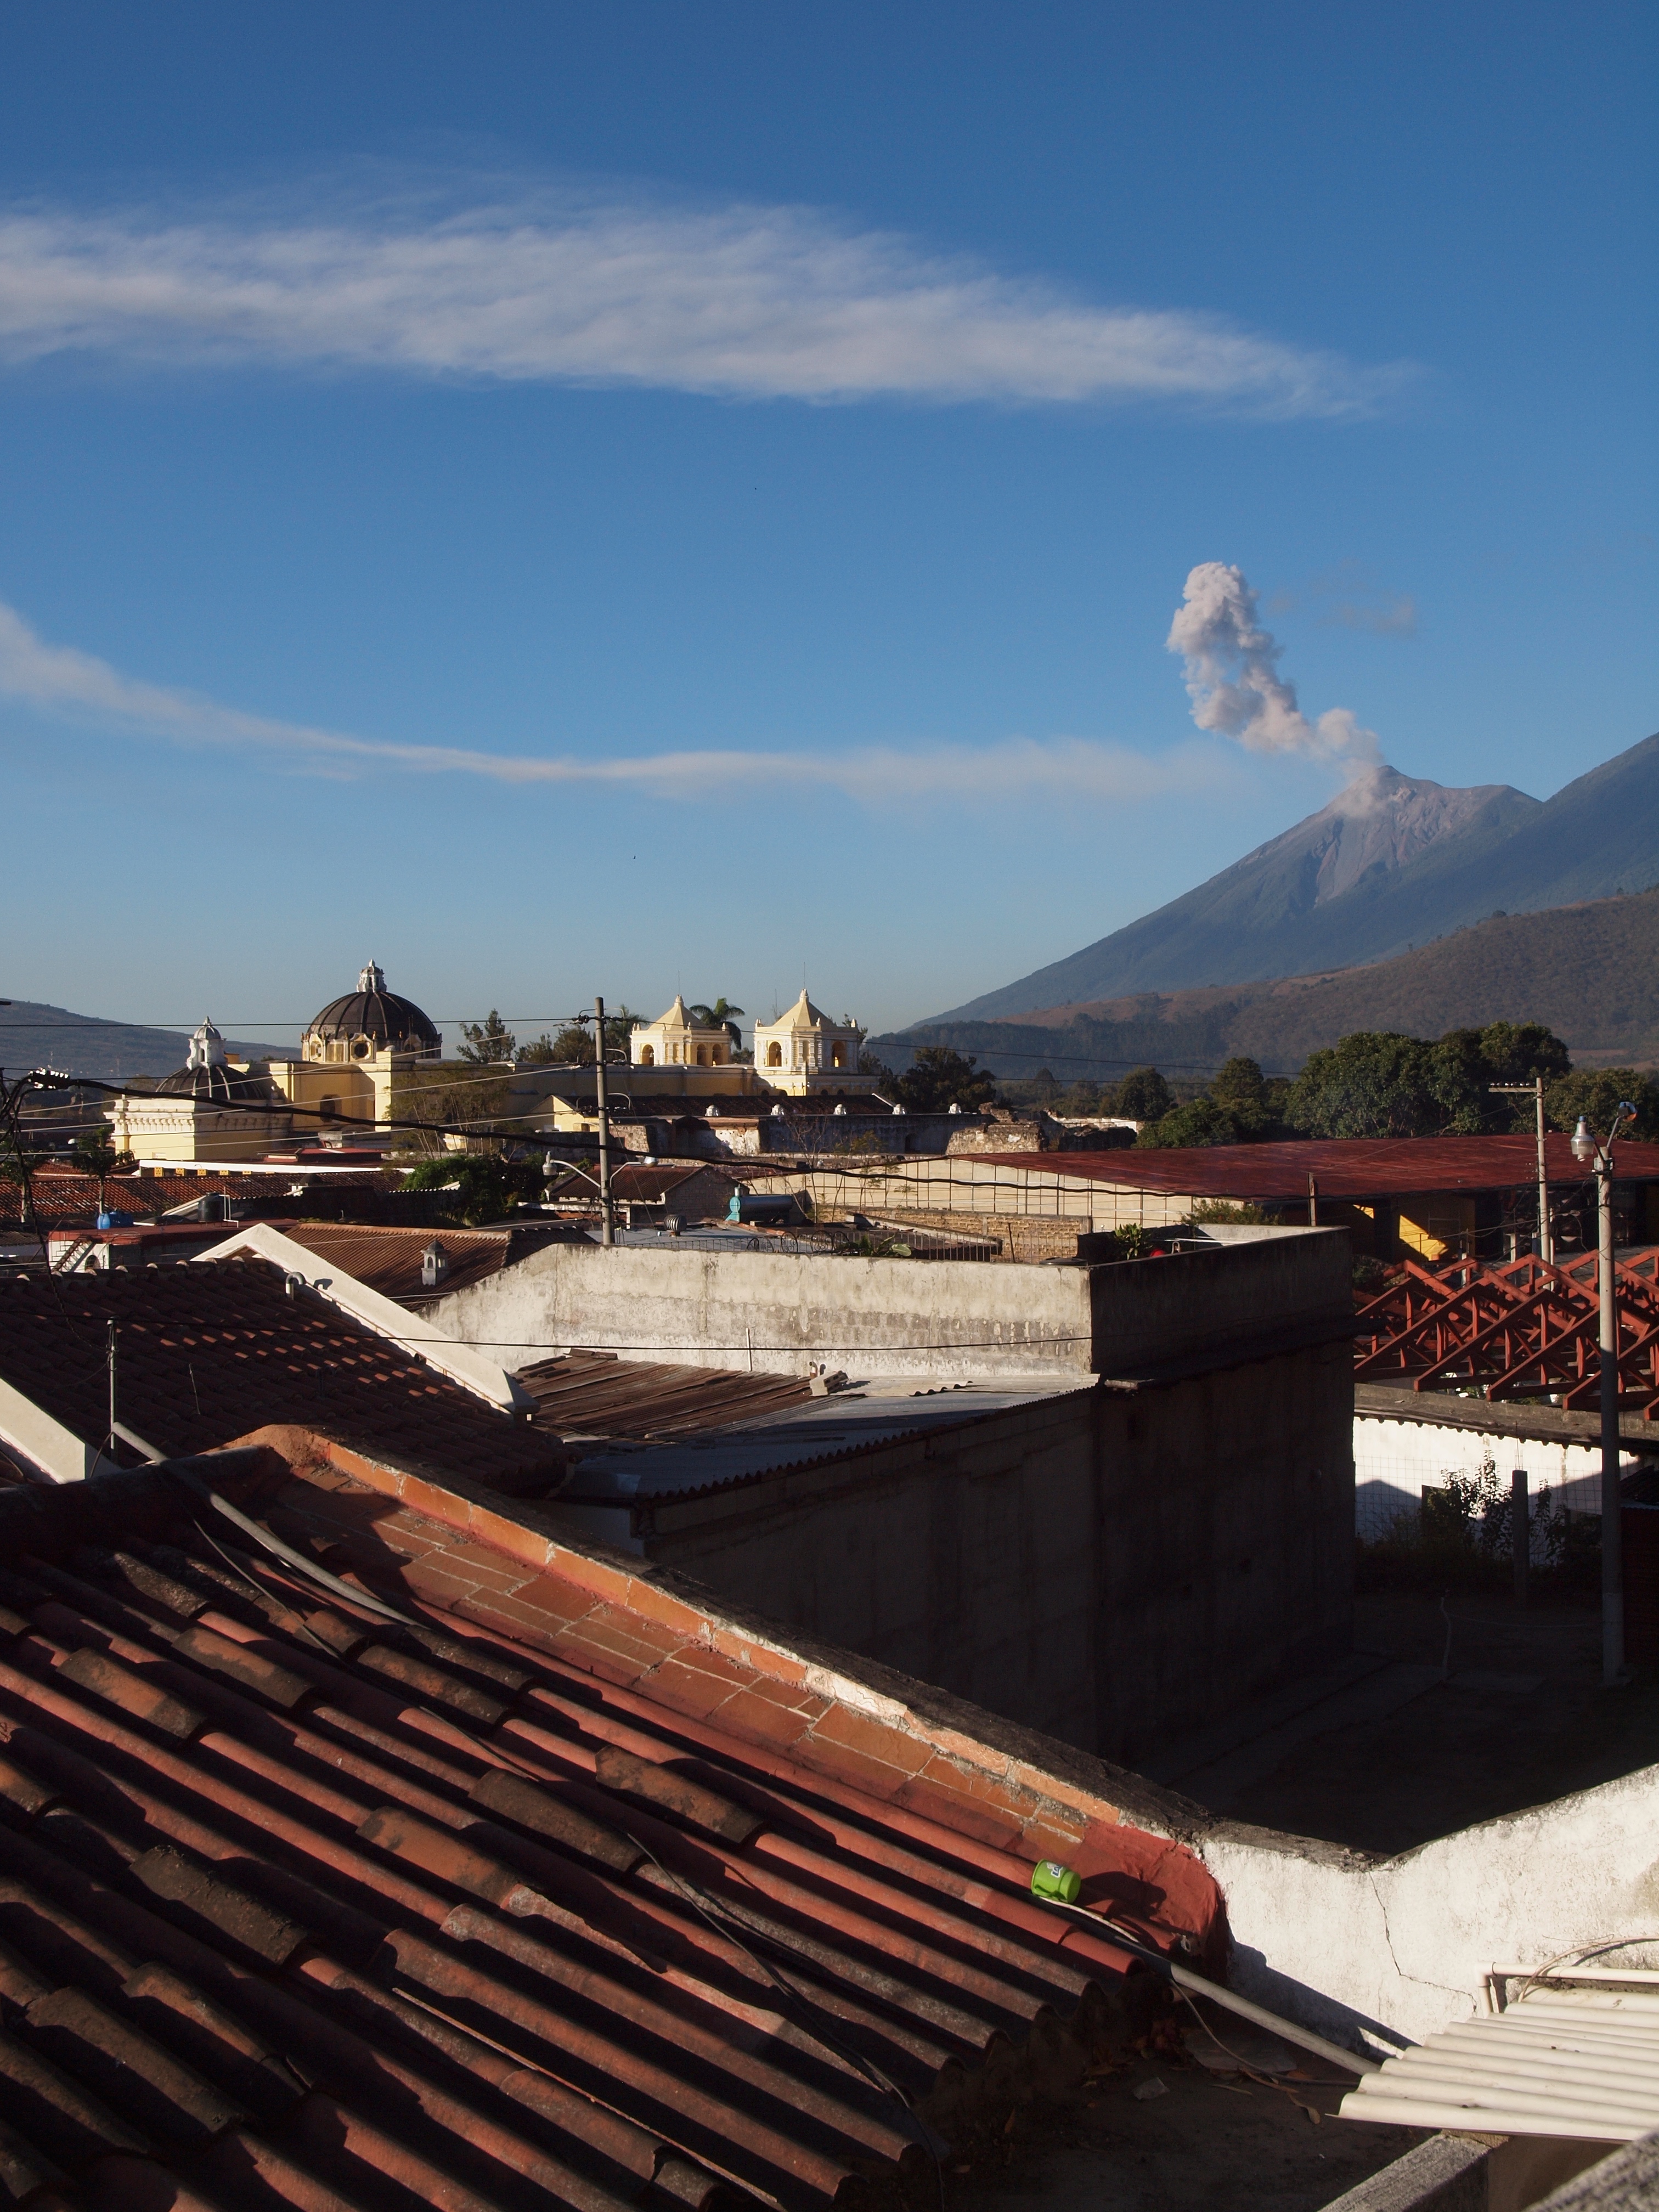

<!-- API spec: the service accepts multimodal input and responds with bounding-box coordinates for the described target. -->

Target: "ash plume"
[1167,561,1380,779]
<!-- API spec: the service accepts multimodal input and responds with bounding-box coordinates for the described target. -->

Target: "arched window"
[640,1044,654,1065]
[696,1046,709,1065]
[832,1042,846,1068]
[766,1041,782,1067]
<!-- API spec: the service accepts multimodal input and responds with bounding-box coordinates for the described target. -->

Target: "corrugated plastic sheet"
[0,1467,1209,2210]
[975,1134,1659,1201]
[1341,1980,1659,2142]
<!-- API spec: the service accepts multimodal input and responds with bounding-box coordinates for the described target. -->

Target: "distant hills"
[0,1000,289,1081]
[879,884,1659,1082]
[925,730,1659,1024]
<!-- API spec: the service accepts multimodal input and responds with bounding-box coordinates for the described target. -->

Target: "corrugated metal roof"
[563,1380,1085,1503]
[1341,1975,1659,2142]
[974,1135,1659,1200]
[0,1457,1218,2209]
[518,1348,814,1439]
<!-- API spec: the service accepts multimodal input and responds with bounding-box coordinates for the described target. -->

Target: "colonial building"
[629,996,736,1069]
[109,1020,293,1164]
[267,961,442,1132]
[751,989,876,1094]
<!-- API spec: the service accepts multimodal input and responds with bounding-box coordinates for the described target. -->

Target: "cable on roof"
[171,1468,422,1628]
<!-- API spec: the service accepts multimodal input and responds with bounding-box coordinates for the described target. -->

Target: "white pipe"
[1053,1900,1382,2074]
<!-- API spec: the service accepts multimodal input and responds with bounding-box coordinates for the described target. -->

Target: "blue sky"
[1,2,1654,1046]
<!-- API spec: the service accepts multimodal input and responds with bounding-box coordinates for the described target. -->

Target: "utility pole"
[594,996,614,1247]
[1573,1107,1637,1685]
[1491,1076,1551,1262]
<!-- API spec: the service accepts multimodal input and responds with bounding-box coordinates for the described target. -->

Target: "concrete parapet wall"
[431,1237,1097,1378]
[1198,1752,1659,2054]
[430,1222,1350,1383]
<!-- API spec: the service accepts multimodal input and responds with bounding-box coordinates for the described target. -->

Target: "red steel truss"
[1355,1250,1659,1419]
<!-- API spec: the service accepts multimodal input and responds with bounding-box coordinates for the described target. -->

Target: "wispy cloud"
[1325,592,1417,635]
[0,596,1209,807]
[0,183,1410,416]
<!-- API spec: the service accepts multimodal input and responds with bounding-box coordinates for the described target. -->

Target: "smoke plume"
[1167,562,1379,773]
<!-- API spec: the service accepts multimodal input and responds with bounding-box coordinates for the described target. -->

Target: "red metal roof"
[976,1133,1659,1200]
[0,1450,1222,2208]
[0,1259,563,1497]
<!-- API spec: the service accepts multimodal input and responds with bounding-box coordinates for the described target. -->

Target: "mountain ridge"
[922,730,1659,1025]
[0,1001,289,1081]
[878,884,1659,1082]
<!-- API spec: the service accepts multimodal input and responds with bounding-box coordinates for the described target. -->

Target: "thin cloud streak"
[0,187,1409,415]
[0,597,1208,808]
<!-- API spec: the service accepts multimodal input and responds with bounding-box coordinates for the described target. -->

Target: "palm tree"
[688,997,746,1049]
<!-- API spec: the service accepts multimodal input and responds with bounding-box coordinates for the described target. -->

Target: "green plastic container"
[1030,1858,1082,1906]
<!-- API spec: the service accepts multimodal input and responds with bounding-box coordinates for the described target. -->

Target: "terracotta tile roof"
[517,1348,815,1440]
[270,1221,575,1306]
[1,1168,381,1229]
[607,1164,735,1205]
[0,1448,1224,2209]
[975,1133,1659,1201]
[0,1259,563,1497]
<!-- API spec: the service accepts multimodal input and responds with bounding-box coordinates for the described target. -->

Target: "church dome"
[156,1020,280,1104]
[303,962,441,1061]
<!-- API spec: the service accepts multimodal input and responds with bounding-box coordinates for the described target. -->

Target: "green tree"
[69,1121,138,1206]
[401,1153,534,1225]
[687,997,746,1049]
[1137,1096,1243,1148]
[1111,1066,1173,1122]
[1546,1069,1659,1143]
[1287,1032,1442,1138]
[456,1011,518,1065]
[1207,1055,1289,1139]
[533,1006,637,1065]
[895,1047,998,1114]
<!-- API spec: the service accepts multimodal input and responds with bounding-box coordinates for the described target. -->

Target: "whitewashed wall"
[1352,1411,1628,1547]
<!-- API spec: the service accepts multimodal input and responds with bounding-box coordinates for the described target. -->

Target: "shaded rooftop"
[0,1258,562,1497]
[0,1443,1230,2210]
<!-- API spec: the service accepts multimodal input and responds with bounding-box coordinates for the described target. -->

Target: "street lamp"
[1572,1105,1638,1685]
